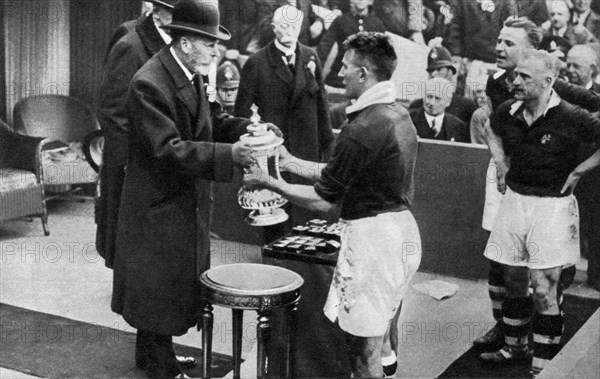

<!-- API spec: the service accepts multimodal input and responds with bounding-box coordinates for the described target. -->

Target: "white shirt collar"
[424,112,444,135]
[579,8,592,23]
[586,81,593,90]
[552,25,567,37]
[509,89,561,117]
[493,69,506,80]
[345,81,397,114]
[169,47,194,82]
[274,39,296,57]
[155,21,172,45]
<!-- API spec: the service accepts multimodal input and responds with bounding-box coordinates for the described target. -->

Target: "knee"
[532,286,556,312]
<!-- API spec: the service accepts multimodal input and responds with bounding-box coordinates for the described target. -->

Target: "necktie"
[431,119,437,136]
[285,54,295,74]
[192,75,201,96]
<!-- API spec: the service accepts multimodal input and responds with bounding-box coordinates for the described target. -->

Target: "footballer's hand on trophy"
[277,145,294,172]
[243,163,273,190]
[264,122,283,138]
[232,141,255,168]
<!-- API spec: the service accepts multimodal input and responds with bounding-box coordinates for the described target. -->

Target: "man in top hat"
[409,45,478,125]
[215,60,240,114]
[110,1,280,377]
[96,0,178,271]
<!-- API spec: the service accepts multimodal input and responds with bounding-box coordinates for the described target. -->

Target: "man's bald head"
[272,5,304,48]
[567,45,598,86]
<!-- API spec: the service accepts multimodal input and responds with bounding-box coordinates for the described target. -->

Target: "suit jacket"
[103,17,140,64]
[543,24,598,46]
[445,0,517,62]
[591,81,600,94]
[581,9,600,39]
[96,15,166,269]
[409,94,478,125]
[111,46,250,336]
[235,41,333,161]
[410,108,469,142]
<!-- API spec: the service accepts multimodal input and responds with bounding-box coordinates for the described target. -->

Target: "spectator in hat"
[215,60,240,114]
[543,0,597,46]
[409,45,478,125]
[409,77,469,142]
[540,35,572,80]
[110,1,281,377]
[540,35,573,61]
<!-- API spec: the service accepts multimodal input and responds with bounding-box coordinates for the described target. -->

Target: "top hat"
[427,46,456,74]
[149,0,178,9]
[161,0,231,41]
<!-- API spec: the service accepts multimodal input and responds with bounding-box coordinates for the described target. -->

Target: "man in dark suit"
[566,44,600,292]
[236,4,333,172]
[409,45,478,125]
[543,0,598,46]
[96,0,177,270]
[410,77,469,142]
[572,0,600,38]
[110,1,278,377]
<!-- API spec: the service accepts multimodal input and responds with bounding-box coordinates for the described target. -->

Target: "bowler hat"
[149,0,178,9]
[427,46,456,74]
[161,0,231,41]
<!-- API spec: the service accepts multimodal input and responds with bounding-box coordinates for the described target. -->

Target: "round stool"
[200,263,304,379]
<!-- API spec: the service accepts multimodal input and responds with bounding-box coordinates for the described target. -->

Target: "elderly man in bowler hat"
[110,1,280,378]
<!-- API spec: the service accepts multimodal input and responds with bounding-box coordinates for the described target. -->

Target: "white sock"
[381,351,397,366]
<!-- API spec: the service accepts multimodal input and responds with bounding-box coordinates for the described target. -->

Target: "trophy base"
[245,208,289,226]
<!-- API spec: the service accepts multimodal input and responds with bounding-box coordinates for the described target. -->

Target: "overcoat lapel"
[267,42,293,86]
[158,47,199,122]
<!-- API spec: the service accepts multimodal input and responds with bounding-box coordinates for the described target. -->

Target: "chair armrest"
[0,129,46,181]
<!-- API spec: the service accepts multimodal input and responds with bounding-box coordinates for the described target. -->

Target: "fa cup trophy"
[237,104,289,226]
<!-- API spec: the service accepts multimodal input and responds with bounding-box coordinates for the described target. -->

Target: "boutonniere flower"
[306,57,317,77]
[478,0,495,13]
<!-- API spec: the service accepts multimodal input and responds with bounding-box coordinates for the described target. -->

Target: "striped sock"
[503,297,533,350]
[532,312,563,374]
[489,261,506,322]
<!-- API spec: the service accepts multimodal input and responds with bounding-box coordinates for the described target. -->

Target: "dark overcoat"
[235,41,333,161]
[111,46,249,336]
[96,15,166,268]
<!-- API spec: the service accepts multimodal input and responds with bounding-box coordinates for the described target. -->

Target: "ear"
[180,37,191,54]
[359,67,369,82]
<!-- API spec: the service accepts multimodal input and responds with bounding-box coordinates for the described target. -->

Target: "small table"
[199,263,304,379]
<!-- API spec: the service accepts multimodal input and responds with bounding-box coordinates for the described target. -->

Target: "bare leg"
[344,331,384,378]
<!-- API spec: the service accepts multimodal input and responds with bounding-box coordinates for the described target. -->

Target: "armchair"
[0,119,49,235]
[13,95,101,201]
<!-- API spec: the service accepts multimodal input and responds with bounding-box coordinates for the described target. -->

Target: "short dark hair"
[342,32,397,81]
[503,16,542,49]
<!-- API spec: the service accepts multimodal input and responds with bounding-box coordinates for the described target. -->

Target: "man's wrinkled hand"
[561,171,582,195]
[232,141,255,168]
[264,122,283,138]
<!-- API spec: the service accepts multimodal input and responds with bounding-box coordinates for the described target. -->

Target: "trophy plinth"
[237,105,289,226]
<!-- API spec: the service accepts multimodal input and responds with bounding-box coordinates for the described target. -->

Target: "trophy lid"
[239,104,283,148]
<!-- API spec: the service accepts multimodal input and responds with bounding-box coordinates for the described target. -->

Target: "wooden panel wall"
[69,0,140,107]
[3,0,70,124]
